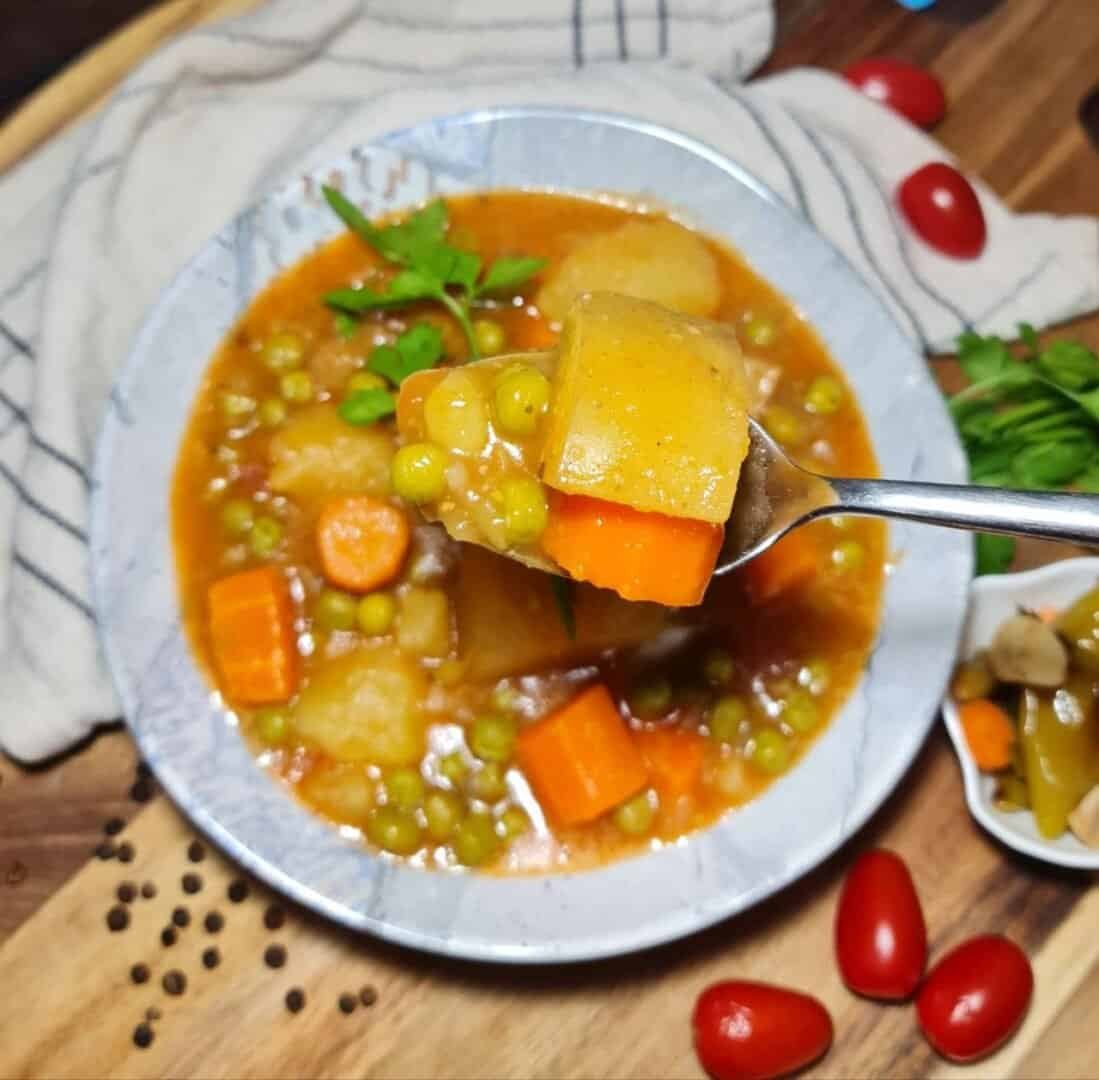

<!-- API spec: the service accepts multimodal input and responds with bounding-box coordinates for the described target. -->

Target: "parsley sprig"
[948,324,1099,572]
[338,324,445,427]
[321,188,545,360]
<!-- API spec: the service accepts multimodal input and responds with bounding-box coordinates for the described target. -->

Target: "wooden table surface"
[1,1,1098,1077]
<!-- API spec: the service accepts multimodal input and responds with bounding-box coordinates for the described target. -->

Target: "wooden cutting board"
[3,0,1099,1076]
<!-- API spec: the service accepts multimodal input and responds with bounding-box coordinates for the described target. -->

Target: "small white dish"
[942,558,1099,870]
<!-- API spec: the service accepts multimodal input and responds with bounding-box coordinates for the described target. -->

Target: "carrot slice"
[742,529,819,603]
[207,566,299,705]
[959,698,1015,772]
[516,684,649,826]
[315,495,410,593]
[540,492,723,607]
[634,728,706,802]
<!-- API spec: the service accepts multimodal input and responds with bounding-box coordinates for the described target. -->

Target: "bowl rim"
[91,104,972,962]
[941,558,1099,870]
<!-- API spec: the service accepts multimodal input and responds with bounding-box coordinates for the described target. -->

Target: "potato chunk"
[291,646,426,765]
[299,764,376,826]
[268,404,392,505]
[542,292,750,523]
[536,219,720,322]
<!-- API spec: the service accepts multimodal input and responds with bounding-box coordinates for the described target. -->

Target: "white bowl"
[942,558,1099,870]
[92,107,971,962]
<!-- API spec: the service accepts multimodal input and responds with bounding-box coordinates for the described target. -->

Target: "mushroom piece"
[988,613,1069,688]
[1068,784,1099,849]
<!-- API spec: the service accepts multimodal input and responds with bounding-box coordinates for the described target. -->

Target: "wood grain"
[2,0,1099,1075]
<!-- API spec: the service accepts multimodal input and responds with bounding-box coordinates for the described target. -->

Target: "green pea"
[750,728,791,775]
[385,767,425,810]
[257,397,288,428]
[439,752,469,787]
[391,442,448,503]
[473,319,507,357]
[762,405,806,447]
[262,330,306,373]
[799,658,831,695]
[315,588,358,632]
[452,812,500,867]
[470,761,508,803]
[493,366,551,437]
[831,539,865,571]
[220,392,256,420]
[249,516,284,558]
[804,374,845,415]
[782,690,819,734]
[499,477,548,545]
[702,648,735,687]
[709,695,749,744]
[613,791,656,836]
[255,708,289,746]
[365,806,423,855]
[499,806,530,839]
[744,314,777,348]
[628,678,673,718]
[220,498,255,537]
[279,370,314,404]
[424,789,464,841]
[357,592,396,636]
[346,371,387,394]
[470,714,518,763]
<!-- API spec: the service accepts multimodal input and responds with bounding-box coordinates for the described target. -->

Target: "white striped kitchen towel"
[0,0,1096,761]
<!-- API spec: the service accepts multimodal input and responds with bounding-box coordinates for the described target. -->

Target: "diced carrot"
[208,566,299,705]
[540,492,723,607]
[742,529,819,603]
[315,495,410,592]
[958,698,1015,772]
[634,728,706,802]
[511,311,560,351]
[516,684,649,826]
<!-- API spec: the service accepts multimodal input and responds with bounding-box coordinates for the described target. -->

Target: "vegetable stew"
[172,191,885,873]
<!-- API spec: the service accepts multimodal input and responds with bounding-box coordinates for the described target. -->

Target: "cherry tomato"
[897,163,987,259]
[917,935,1033,1062]
[693,981,833,1080]
[843,58,947,129]
[835,848,927,1000]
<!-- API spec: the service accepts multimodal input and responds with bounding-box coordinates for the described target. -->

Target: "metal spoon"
[716,419,1099,575]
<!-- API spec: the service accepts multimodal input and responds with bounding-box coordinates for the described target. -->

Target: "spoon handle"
[829,478,1099,548]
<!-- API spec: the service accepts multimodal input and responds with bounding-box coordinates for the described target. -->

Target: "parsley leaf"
[956,331,1013,383]
[550,576,576,639]
[368,324,444,385]
[320,187,545,360]
[333,311,358,339]
[976,534,1015,576]
[338,387,396,426]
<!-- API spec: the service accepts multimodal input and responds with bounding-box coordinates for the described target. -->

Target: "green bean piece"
[391,442,448,503]
[743,314,777,347]
[439,752,469,787]
[470,714,519,763]
[782,690,819,734]
[254,708,289,746]
[804,374,845,415]
[314,588,358,632]
[499,806,530,839]
[262,330,306,373]
[702,648,735,687]
[628,678,673,718]
[831,539,865,571]
[249,516,284,558]
[470,761,508,803]
[613,791,657,836]
[709,695,749,744]
[220,498,255,538]
[258,397,289,428]
[357,592,396,636]
[750,728,791,775]
[365,807,423,855]
[385,767,426,810]
[424,789,464,841]
[452,812,500,867]
[279,370,314,404]
[493,366,551,436]
[473,319,507,357]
